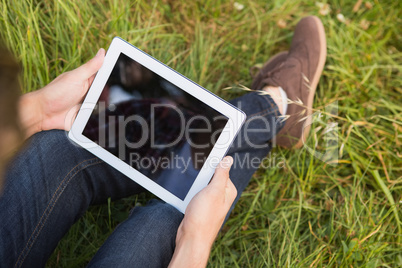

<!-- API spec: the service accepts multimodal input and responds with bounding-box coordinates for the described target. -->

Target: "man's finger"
[75,48,105,80]
[209,156,233,189]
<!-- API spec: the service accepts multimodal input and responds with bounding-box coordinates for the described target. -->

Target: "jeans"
[0,92,283,267]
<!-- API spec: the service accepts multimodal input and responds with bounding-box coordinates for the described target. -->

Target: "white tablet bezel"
[69,37,246,213]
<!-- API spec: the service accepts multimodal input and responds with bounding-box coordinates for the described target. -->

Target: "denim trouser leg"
[0,92,283,267]
[227,92,284,212]
[0,130,148,267]
[87,199,183,268]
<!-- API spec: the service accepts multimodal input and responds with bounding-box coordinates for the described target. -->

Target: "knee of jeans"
[27,129,69,151]
[129,200,183,237]
[25,130,86,160]
[7,129,90,178]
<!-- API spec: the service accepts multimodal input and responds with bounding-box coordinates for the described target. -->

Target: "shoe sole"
[293,16,327,149]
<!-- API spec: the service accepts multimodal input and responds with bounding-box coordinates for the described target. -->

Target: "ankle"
[262,86,287,115]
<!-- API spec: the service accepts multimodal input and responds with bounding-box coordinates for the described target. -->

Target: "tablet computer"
[69,37,246,213]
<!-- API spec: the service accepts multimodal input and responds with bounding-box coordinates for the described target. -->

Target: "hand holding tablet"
[69,37,245,213]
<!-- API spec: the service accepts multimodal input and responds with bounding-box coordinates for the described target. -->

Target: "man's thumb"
[210,156,233,188]
[76,48,105,80]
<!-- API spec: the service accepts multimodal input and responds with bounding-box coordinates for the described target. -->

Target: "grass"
[1,0,401,267]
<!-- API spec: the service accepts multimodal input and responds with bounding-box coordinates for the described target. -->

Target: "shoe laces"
[262,61,295,83]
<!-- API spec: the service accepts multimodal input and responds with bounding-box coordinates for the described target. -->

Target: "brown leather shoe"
[251,16,327,149]
[251,51,288,90]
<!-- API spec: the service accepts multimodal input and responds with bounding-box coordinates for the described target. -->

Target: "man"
[0,16,326,267]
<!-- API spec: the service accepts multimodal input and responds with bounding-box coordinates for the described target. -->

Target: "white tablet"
[69,37,246,213]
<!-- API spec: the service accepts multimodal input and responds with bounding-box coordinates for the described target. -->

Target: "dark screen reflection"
[83,53,228,200]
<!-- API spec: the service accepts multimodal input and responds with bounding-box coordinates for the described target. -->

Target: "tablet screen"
[83,53,228,200]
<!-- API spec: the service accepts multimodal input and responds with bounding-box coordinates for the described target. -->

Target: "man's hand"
[19,48,105,137]
[169,156,237,268]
